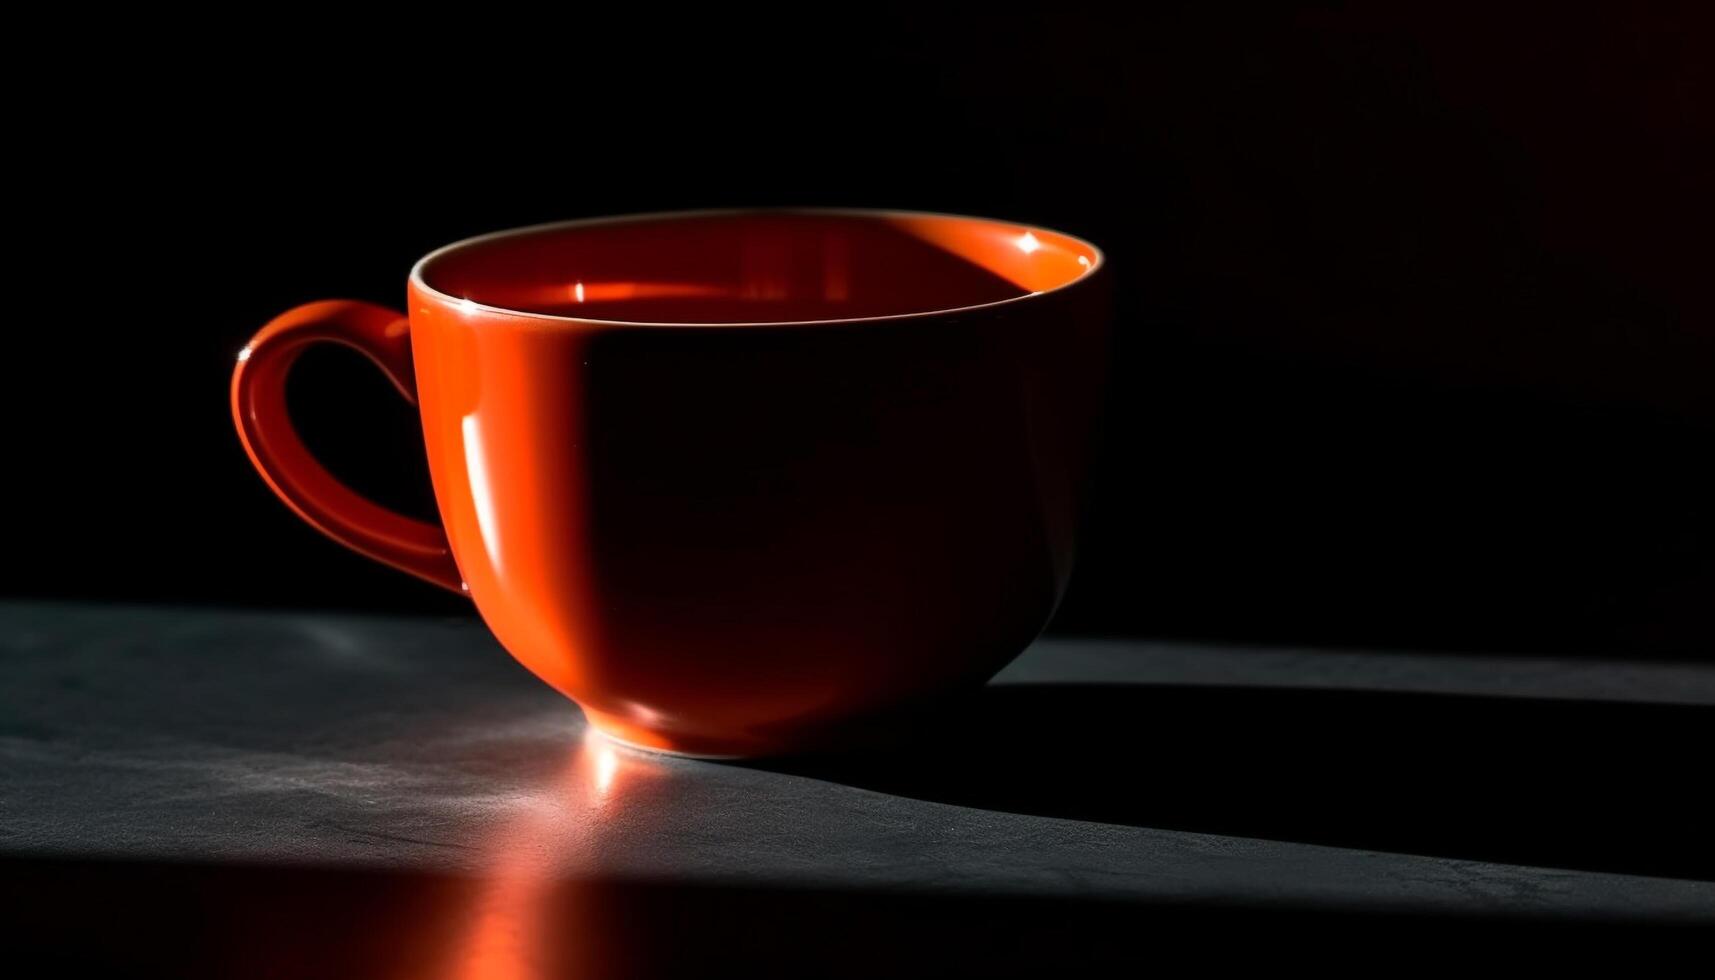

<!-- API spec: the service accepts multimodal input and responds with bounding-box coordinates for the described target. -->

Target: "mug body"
[236,209,1107,758]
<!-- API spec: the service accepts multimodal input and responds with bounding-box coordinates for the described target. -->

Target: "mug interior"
[414,210,1100,325]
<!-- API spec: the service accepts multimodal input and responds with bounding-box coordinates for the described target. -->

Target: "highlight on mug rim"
[408,207,1106,329]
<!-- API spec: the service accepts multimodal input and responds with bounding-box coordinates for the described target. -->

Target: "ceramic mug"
[231,209,1109,757]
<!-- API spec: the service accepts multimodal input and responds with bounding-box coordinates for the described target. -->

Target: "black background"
[13,5,1714,657]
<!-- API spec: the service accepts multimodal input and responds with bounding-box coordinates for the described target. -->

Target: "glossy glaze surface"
[232,209,1109,756]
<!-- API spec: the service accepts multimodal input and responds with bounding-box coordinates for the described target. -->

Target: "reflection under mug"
[232,209,1109,758]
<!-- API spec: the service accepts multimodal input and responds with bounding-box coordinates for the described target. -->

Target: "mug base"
[579,705,926,761]
[583,717,750,761]
[580,708,772,760]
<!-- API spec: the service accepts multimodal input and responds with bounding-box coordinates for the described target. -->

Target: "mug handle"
[230,299,467,595]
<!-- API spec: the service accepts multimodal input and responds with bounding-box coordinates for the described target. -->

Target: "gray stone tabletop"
[1,601,1710,975]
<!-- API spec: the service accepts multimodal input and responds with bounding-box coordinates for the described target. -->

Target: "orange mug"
[232,209,1109,757]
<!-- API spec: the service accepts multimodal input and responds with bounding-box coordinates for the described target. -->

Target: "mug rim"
[408,207,1106,328]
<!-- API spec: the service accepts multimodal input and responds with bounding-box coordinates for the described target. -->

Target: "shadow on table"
[758,683,1714,881]
[0,854,1698,978]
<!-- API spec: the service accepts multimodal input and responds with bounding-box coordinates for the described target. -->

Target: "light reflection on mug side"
[461,414,505,575]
